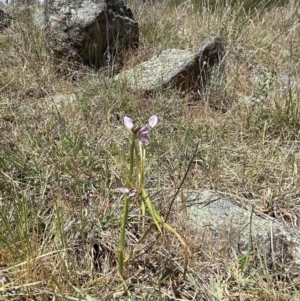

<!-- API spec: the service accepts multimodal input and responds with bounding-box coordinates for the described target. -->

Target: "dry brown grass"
[1,0,300,300]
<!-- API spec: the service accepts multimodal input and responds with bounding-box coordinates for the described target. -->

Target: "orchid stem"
[118,194,129,276]
[119,134,136,276]
[127,134,136,186]
[139,144,145,190]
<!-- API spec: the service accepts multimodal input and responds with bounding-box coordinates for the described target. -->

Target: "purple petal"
[148,115,158,128]
[137,125,151,136]
[137,125,151,144]
[115,187,138,198]
[128,189,138,197]
[115,187,130,194]
[124,116,133,129]
[139,137,149,144]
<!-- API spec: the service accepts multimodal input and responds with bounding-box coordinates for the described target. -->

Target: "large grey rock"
[114,36,225,93]
[180,189,300,272]
[44,0,139,68]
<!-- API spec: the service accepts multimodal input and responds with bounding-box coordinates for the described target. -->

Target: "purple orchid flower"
[115,187,138,198]
[124,115,158,144]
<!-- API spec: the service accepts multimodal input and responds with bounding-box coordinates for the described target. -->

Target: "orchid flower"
[115,187,138,198]
[124,115,158,144]
[117,113,188,278]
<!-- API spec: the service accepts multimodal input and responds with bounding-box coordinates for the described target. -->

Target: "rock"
[250,69,300,104]
[44,0,139,69]
[33,8,45,29]
[114,36,225,93]
[198,36,226,91]
[0,7,11,31]
[179,189,300,272]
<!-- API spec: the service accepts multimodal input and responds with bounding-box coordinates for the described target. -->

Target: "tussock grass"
[1,0,300,300]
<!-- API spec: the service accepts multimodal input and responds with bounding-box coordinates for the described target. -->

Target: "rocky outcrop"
[114,36,225,93]
[179,189,300,272]
[0,7,11,31]
[44,0,139,68]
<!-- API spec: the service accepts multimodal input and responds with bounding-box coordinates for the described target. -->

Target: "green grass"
[1,0,300,300]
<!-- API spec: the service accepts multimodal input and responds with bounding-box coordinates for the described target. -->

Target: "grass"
[1,0,300,300]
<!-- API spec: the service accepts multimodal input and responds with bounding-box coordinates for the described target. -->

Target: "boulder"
[44,0,139,68]
[114,36,225,93]
[0,7,11,31]
[179,189,300,272]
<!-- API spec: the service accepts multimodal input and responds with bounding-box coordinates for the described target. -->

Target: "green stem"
[141,189,162,232]
[118,194,129,276]
[141,188,190,278]
[127,134,136,186]
[124,224,156,264]
[139,144,145,190]
[119,133,136,276]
